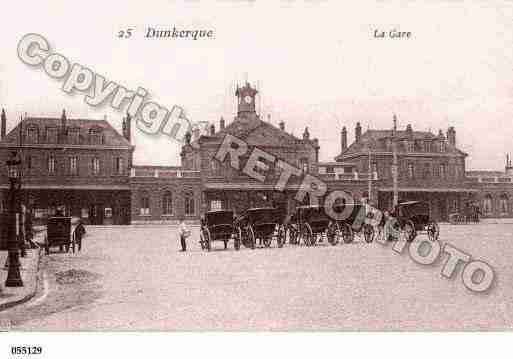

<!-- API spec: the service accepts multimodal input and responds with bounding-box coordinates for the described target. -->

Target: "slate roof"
[192,115,308,147]
[336,129,466,160]
[0,116,131,148]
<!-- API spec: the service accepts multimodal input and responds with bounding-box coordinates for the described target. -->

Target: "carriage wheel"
[300,223,313,246]
[363,224,374,243]
[427,221,440,241]
[288,225,298,245]
[340,223,354,244]
[403,221,417,242]
[277,225,285,248]
[327,222,339,246]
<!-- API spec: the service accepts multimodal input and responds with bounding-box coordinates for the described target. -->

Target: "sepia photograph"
[0,1,512,357]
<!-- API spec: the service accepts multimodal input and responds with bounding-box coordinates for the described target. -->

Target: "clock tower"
[235,82,258,117]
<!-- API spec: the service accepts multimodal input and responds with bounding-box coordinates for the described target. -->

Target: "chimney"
[122,116,127,137]
[210,124,215,136]
[192,127,200,141]
[124,112,132,142]
[447,126,456,146]
[220,117,225,130]
[1,108,6,140]
[355,122,362,143]
[185,131,191,145]
[279,121,285,131]
[303,127,310,140]
[438,129,445,139]
[341,126,347,151]
[506,154,513,175]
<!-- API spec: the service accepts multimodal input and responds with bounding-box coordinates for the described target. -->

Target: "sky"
[1,1,512,170]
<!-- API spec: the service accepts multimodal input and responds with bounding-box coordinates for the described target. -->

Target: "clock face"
[244,95,252,104]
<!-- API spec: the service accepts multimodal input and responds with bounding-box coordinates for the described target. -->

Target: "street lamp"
[5,151,23,287]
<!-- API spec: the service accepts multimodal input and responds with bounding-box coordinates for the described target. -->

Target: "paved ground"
[0,249,41,315]
[1,223,512,330]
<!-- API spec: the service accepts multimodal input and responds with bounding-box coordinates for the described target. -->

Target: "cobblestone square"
[1,223,512,330]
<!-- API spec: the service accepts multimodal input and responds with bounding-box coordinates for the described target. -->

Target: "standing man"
[177,216,190,252]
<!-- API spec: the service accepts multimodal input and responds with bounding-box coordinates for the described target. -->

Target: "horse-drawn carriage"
[44,216,84,255]
[235,207,286,249]
[333,203,375,243]
[199,210,237,251]
[387,201,440,241]
[288,205,340,246]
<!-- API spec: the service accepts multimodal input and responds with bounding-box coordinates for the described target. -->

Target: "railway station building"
[1,82,512,224]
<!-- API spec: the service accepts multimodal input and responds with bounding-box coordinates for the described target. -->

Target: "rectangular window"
[70,156,78,175]
[407,141,414,153]
[26,156,33,170]
[68,128,80,144]
[185,193,195,215]
[115,157,124,175]
[89,130,102,145]
[326,166,334,174]
[140,197,150,215]
[408,163,414,179]
[439,164,446,179]
[48,156,56,174]
[454,165,460,179]
[210,200,222,211]
[46,127,59,143]
[34,208,47,219]
[27,127,38,143]
[81,208,89,218]
[423,163,431,178]
[440,141,446,152]
[91,157,100,175]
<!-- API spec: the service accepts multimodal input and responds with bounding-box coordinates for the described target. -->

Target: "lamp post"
[392,114,399,209]
[5,151,23,287]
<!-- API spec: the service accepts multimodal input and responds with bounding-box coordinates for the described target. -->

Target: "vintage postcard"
[0,2,511,348]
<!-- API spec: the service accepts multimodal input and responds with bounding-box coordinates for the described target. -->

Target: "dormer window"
[89,128,103,145]
[26,126,39,143]
[68,128,80,144]
[46,127,59,143]
[407,141,414,153]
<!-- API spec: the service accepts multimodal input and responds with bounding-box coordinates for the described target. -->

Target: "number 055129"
[11,346,42,355]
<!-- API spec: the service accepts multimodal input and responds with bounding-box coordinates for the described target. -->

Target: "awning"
[378,188,478,193]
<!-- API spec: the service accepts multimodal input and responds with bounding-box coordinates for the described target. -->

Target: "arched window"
[162,191,173,215]
[500,194,509,214]
[184,191,195,216]
[483,194,493,215]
